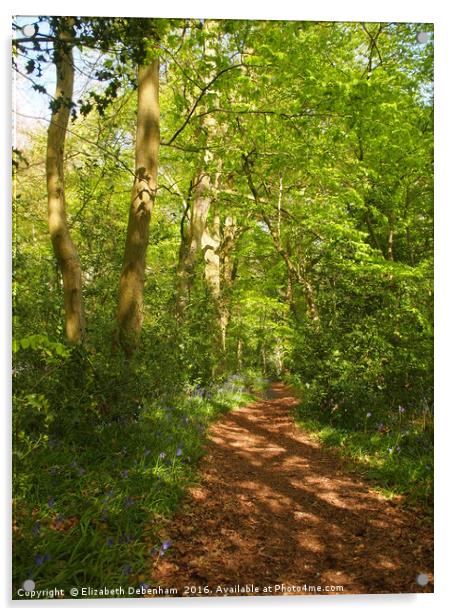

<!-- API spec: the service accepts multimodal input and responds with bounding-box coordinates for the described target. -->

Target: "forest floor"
[149,383,433,596]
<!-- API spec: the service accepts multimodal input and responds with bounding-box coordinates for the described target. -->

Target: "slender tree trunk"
[243,155,320,323]
[218,216,237,351]
[202,213,221,297]
[46,20,85,344]
[237,338,243,371]
[117,59,159,355]
[387,211,395,261]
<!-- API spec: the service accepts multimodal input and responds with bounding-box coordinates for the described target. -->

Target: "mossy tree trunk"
[46,18,85,344]
[117,58,160,355]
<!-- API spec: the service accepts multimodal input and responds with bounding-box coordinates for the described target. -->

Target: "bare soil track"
[150,383,433,596]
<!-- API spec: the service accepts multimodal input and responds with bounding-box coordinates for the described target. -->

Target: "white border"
[3,1,451,615]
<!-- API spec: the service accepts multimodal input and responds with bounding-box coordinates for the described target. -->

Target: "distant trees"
[13,17,433,410]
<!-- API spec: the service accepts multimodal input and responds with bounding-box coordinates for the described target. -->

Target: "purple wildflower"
[106,537,114,547]
[121,564,132,576]
[176,448,183,457]
[124,496,134,509]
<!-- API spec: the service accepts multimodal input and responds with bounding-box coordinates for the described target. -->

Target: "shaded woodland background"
[12,17,433,593]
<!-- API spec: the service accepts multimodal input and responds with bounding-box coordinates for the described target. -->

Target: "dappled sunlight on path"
[150,383,433,595]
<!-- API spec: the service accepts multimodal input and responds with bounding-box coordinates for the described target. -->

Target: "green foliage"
[293,398,433,509]
[13,357,255,592]
[12,15,433,596]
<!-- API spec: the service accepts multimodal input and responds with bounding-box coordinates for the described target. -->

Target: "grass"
[292,402,433,513]
[13,377,260,598]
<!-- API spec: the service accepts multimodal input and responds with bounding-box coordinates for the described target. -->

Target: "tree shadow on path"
[149,383,433,596]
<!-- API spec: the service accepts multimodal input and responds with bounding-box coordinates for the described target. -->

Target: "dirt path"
[150,383,433,596]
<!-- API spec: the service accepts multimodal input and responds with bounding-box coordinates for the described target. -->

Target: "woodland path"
[150,383,433,596]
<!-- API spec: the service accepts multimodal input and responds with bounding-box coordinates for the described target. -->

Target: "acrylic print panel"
[12,14,433,601]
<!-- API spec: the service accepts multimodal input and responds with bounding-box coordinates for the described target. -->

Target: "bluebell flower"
[176,447,183,457]
[35,554,50,566]
[121,564,132,576]
[124,496,134,509]
[138,583,150,592]
[106,537,114,547]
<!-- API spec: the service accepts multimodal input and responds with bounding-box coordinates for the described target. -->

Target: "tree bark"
[176,157,216,315]
[202,213,221,297]
[117,58,159,355]
[46,19,85,344]
[218,216,237,351]
[175,21,220,317]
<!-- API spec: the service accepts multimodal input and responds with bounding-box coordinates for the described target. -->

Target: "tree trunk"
[176,160,215,315]
[219,216,237,351]
[117,59,159,355]
[243,155,319,323]
[46,19,85,344]
[202,213,221,297]
[175,21,220,317]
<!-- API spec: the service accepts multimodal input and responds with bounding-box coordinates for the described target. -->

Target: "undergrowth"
[291,389,433,513]
[13,355,263,597]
